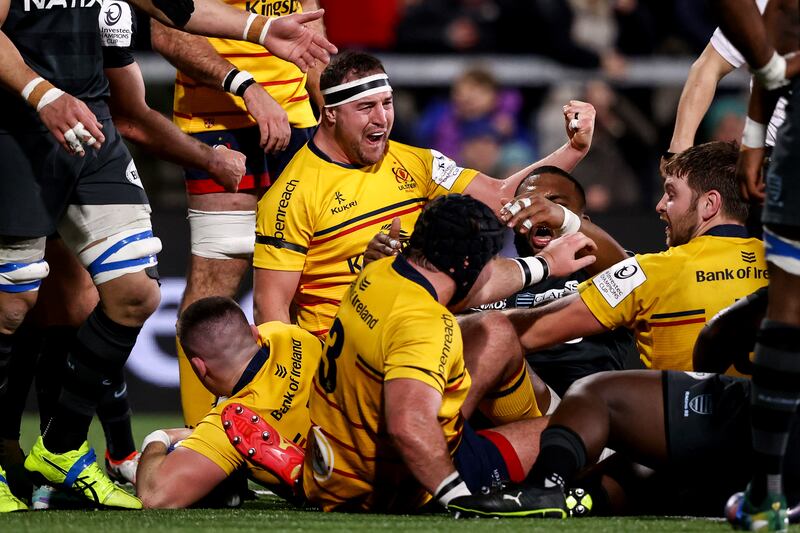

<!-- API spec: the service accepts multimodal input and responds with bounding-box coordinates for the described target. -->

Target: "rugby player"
[302,194,597,513]
[149,0,326,428]
[0,0,334,512]
[499,141,767,373]
[135,297,318,509]
[252,50,598,336]
[710,0,800,529]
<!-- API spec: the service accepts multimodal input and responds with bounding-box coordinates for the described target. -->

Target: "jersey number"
[319,318,344,393]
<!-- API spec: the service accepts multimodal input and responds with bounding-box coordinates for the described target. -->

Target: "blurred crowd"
[139,0,751,216]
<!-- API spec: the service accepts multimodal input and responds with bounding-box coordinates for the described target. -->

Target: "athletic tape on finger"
[569,118,580,131]
[522,219,533,231]
[64,129,84,153]
[72,122,96,145]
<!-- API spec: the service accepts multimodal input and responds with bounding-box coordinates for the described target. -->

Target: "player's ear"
[250,324,260,341]
[189,356,207,380]
[323,105,336,125]
[702,190,722,220]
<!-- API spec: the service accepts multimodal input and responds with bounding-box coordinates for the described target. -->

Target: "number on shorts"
[319,318,344,393]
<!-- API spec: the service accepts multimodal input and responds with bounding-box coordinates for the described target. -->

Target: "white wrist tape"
[21,77,45,101]
[258,17,274,45]
[742,117,767,149]
[142,430,171,451]
[513,255,548,287]
[242,12,257,40]
[558,205,581,235]
[752,51,789,91]
[435,471,472,507]
[36,88,65,111]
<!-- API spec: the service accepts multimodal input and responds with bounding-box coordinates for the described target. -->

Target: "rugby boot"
[24,437,141,510]
[0,438,32,502]
[448,481,568,519]
[565,486,593,517]
[726,488,788,532]
[0,466,27,512]
[105,450,140,485]
[221,403,304,494]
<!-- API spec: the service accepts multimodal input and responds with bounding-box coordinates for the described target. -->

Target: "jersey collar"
[702,224,749,238]
[308,138,365,170]
[232,346,270,396]
[392,255,438,300]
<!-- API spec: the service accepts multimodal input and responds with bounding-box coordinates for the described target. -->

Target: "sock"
[35,326,75,434]
[527,425,587,490]
[479,361,542,425]
[749,320,800,504]
[0,332,12,398]
[177,337,215,428]
[0,324,41,441]
[44,306,141,454]
[97,373,136,460]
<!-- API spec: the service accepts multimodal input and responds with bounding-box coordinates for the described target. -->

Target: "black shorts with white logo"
[764,80,800,228]
[655,371,800,514]
[0,102,148,238]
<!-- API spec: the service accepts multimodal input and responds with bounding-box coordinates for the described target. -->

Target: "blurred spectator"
[701,95,747,145]
[319,0,399,51]
[416,66,535,165]
[395,0,501,53]
[456,122,536,177]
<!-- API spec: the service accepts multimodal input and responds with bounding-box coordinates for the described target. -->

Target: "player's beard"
[666,204,698,247]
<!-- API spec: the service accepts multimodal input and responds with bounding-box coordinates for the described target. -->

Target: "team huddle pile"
[1,0,800,531]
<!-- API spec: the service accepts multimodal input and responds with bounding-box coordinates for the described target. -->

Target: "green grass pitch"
[1,414,794,532]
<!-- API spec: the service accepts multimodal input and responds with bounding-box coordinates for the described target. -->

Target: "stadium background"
[78,0,753,412]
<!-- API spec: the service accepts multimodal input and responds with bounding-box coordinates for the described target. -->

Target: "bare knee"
[0,292,38,334]
[98,273,161,326]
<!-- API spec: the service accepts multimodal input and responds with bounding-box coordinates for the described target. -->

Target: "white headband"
[321,73,392,107]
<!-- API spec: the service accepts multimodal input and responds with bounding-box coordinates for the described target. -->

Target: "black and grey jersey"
[3,0,109,130]
[100,0,151,69]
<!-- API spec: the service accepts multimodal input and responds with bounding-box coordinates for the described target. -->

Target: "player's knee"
[0,292,38,333]
[188,209,255,260]
[104,275,161,325]
[565,371,614,402]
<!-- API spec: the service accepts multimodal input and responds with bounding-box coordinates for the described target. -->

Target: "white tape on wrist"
[242,13,257,40]
[558,205,581,235]
[435,471,472,507]
[742,117,767,149]
[752,51,789,91]
[36,88,65,111]
[142,430,171,451]
[21,77,45,101]
[258,17,274,45]
[513,255,548,287]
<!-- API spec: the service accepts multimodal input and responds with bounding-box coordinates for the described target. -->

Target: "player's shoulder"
[257,321,321,347]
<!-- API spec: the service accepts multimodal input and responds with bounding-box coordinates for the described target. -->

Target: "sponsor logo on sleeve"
[593,256,646,308]
[99,0,133,47]
[430,149,465,191]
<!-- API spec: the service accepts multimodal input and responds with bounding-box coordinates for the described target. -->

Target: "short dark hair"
[320,51,386,92]
[663,141,748,222]
[177,296,249,354]
[516,165,586,210]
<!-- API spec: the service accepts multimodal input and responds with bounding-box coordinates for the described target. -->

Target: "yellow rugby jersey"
[254,139,479,336]
[303,255,471,512]
[178,322,322,488]
[172,0,316,133]
[579,226,766,370]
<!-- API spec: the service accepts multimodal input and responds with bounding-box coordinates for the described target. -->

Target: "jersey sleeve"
[410,147,479,198]
[383,308,461,393]
[578,255,651,330]
[709,28,745,69]
[102,47,135,69]
[178,412,244,476]
[254,172,315,271]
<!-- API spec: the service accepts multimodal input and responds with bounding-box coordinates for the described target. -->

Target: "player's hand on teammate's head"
[263,10,337,73]
[499,194,563,235]
[242,85,290,154]
[736,145,767,203]
[209,144,246,193]
[363,217,402,266]
[537,232,597,279]
[563,100,595,153]
[38,93,105,156]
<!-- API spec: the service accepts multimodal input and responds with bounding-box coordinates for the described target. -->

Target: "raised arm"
[105,61,244,192]
[669,43,737,154]
[150,20,290,153]
[463,101,595,214]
